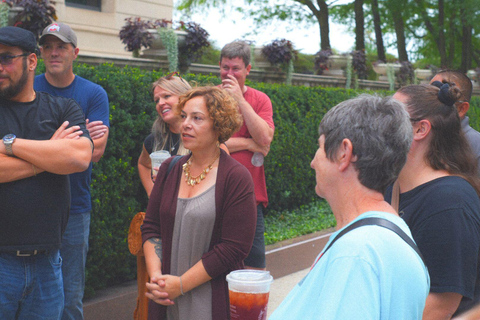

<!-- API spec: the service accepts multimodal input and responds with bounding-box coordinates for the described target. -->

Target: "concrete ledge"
[84,228,334,320]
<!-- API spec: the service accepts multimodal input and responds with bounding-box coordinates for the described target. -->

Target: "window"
[66,0,101,11]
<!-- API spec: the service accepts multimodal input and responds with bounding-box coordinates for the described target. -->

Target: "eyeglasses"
[0,53,30,66]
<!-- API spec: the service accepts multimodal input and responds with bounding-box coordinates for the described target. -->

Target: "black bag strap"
[166,155,183,176]
[323,217,425,264]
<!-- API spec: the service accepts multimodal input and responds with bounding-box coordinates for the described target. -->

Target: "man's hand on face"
[221,74,245,103]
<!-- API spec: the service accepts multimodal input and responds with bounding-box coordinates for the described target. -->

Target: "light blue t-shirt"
[269,211,430,320]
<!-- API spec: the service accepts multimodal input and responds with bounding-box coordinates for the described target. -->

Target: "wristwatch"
[3,134,16,156]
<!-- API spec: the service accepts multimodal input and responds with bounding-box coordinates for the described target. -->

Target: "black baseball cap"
[0,26,37,53]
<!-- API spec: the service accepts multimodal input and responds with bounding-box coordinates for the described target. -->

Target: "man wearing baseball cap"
[0,26,93,319]
[35,22,110,320]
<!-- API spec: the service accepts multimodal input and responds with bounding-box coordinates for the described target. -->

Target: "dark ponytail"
[397,84,480,196]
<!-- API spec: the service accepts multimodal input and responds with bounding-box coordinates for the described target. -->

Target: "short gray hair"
[319,94,412,193]
[220,40,251,66]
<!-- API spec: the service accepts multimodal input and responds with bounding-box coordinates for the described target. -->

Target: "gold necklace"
[183,152,220,187]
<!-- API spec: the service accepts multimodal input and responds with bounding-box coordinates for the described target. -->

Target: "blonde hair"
[151,75,191,155]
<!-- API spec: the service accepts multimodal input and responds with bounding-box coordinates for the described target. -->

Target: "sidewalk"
[267,268,309,317]
[84,228,333,320]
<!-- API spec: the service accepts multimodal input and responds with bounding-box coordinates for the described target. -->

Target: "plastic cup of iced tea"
[226,270,273,320]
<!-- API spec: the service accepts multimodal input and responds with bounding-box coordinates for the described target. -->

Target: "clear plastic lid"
[226,270,273,293]
[150,150,171,160]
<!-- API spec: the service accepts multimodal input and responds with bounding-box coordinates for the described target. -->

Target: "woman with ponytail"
[386,83,480,319]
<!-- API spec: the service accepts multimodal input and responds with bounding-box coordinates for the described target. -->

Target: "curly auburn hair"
[176,86,243,143]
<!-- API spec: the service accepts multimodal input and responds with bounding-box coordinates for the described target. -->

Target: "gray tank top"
[167,184,216,320]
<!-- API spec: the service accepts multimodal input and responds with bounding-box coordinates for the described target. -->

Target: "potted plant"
[253,45,271,70]
[142,19,188,61]
[397,61,415,86]
[261,38,297,84]
[178,21,210,73]
[6,0,57,40]
[414,67,434,83]
[345,49,367,89]
[325,53,352,77]
[119,17,155,58]
[119,18,210,73]
[314,49,332,75]
[372,60,402,82]
[351,50,367,79]
[467,68,480,86]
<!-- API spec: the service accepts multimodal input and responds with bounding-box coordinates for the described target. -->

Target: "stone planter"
[414,69,433,84]
[373,63,401,81]
[323,54,352,77]
[252,46,274,70]
[141,29,187,60]
[467,70,479,86]
[7,6,23,26]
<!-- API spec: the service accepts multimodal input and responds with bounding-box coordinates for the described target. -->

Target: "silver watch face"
[3,133,16,143]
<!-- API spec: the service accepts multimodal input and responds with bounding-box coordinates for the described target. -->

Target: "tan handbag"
[128,212,146,256]
[128,211,149,320]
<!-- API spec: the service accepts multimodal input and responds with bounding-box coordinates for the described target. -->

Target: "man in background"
[0,26,92,319]
[219,41,274,269]
[35,22,110,320]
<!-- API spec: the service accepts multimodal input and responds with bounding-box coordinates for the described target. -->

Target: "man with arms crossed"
[219,41,274,269]
[270,95,429,319]
[430,70,480,170]
[35,22,110,320]
[0,26,92,320]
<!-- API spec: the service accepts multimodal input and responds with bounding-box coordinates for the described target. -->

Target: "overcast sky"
[173,1,356,55]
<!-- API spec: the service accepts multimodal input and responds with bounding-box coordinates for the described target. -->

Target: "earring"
[216,141,220,148]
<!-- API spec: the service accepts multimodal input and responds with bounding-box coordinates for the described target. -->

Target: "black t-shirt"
[385,176,480,315]
[144,132,181,155]
[0,92,90,251]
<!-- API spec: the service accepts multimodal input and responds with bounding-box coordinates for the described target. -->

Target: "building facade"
[54,0,173,58]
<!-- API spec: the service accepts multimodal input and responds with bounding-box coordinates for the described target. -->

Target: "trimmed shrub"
[34,62,480,296]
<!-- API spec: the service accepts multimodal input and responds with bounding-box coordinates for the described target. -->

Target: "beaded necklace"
[183,151,220,187]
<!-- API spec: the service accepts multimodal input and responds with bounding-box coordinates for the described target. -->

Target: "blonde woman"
[138,73,191,197]
[133,73,192,320]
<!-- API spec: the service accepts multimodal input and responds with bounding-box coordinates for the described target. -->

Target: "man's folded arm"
[1,137,92,178]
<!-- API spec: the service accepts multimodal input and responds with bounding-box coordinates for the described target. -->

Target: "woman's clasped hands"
[145,274,183,306]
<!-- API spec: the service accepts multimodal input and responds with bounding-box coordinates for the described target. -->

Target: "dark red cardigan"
[142,150,257,320]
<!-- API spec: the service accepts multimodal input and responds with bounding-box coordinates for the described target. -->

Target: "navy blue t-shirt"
[34,74,109,214]
[386,176,480,315]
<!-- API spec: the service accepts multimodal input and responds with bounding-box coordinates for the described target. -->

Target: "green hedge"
[34,62,480,296]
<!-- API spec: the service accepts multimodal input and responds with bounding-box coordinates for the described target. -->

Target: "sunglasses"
[0,53,30,66]
[166,71,180,80]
